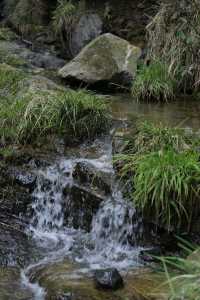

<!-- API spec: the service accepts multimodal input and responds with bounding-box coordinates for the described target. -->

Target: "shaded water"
[111,95,200,129]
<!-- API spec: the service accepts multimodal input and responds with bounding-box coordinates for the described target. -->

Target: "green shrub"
[132,60,176,101]
[0,89,111,144]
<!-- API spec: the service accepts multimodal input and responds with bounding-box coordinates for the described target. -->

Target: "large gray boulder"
[59,33,141,87]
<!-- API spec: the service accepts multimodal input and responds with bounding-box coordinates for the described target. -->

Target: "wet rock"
[70,13,103,57]
[0,223,40,267]
[6,168,37,190]
[20,50,66,70]
[73,161,112,196]
[63,184,105,232]
[59,33,141,88]
[94,268,124,290]
[0,40,65,70]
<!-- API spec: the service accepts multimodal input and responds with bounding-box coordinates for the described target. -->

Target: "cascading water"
[21,139,143,299]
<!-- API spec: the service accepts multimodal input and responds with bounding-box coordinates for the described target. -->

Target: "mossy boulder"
[59,33,141,87]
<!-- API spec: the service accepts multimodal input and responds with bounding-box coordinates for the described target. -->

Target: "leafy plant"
[132,60,176,101]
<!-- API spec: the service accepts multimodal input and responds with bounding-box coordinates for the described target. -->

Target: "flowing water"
[19,137,143,299]
[2,95,200,299]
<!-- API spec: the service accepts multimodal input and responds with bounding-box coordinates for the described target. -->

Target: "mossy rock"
[59,33,141,87]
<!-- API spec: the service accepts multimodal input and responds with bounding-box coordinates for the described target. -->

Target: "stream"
[1,95,200,300]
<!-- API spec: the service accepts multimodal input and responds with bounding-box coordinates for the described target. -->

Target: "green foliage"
[52,0,86,55]
[147,0,200,92]
[132,60,175,101]
[116,121,200,231]
[160,241,200,300]
[128,121,191,154]
[0,27,17,41]
[133,150,200,230]
[0,88,111,144]
[52,0,77,33]
[0,64,25,96]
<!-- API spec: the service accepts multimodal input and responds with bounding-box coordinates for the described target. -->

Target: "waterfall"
[21,140,143,298]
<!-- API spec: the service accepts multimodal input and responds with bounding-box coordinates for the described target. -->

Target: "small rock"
[94,268,124,290]
[8,168,37,190]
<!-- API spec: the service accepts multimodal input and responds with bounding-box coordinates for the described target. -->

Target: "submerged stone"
[94,268,124,290]
[59,33,141,88]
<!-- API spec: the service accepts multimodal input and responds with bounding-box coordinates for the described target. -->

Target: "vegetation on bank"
[132,60,176,101]
[132,0,200,101]
[0,65,110,146]
[116,121,200,231]
[158,240,200,300]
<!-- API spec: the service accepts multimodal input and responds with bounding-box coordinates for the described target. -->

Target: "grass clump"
[52,0,78,55]
[159,240,200,300]
[0,63,25,97]
[133,150,200,230]
[132,60,176,102]
[116,121,200,231]
[147,0,200,92]
[0,89,111,145]
[0,27,17,41]
[124,121,192,154]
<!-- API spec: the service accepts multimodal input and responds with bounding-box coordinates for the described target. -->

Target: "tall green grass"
[132,60,176,102]
[116,121,200,231]
[159,240,200,300]
[0,64,25,96]
[133,150,200,230]
[0,89,111,144]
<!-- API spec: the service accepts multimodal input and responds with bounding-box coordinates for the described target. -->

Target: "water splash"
[22,139,143,298]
